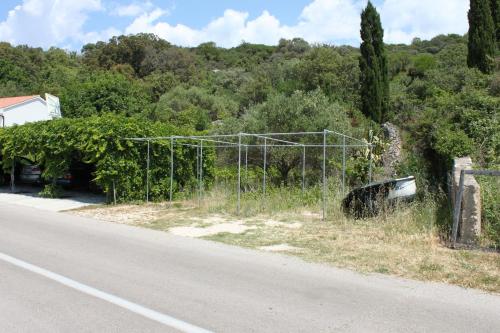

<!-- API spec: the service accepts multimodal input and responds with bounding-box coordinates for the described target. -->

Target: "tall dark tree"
[491,0,500,46]
[467,0,496,73]
[359,1,389,124]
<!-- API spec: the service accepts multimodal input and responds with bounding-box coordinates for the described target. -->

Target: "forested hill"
[0,33,499,184]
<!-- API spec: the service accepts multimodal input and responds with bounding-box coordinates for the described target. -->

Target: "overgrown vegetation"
[0,114,213,201]
[0,1,499,246]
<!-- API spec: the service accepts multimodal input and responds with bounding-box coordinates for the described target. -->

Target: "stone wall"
[382,122,402,178]
[452,157,481,245]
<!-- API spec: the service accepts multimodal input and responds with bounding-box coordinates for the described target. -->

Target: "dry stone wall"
[382,122,402,178]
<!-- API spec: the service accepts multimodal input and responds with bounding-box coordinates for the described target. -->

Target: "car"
[56,161,99,192]
[0,166,8,186]
[56,171,75,187]
[17,158,43,185]
[1,157,99,192]
[342,176,417,217]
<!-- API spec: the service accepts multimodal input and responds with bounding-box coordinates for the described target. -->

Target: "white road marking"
[0,252,212,333]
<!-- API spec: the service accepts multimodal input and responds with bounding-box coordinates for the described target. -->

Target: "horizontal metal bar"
[194,144,369,148]
[122,130,370,147]
[178,137,239,146]
[248,131,325,136]
[242,133,302,146]
[123,134,239,141]
[325,129,368,144]
[124,137,370,148]
[176,143,200,148]
[252,130,369,145]
[463,170,500,176]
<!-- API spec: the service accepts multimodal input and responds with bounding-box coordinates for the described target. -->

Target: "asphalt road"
[0,202,499,332]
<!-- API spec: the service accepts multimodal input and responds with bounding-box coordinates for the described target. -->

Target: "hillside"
[1,34,498,177]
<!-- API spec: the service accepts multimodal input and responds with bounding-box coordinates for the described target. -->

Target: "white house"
[0,94,61,128]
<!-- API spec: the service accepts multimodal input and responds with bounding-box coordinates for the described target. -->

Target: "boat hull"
[342,176,417,218]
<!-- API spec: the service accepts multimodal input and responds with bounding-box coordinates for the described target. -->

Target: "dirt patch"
[70,204,173,224]
[300,211,321,219]
[170,222,255,238]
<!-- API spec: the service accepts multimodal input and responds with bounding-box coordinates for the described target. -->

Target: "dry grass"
[71,188,500,293]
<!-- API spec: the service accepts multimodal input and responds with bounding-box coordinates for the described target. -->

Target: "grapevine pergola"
[125,130,373,220]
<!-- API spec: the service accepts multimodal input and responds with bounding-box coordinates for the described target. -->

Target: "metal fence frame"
[125,130,373,221]
[452,169,500,247]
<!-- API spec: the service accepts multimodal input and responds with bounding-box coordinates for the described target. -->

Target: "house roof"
[0,95,40,109]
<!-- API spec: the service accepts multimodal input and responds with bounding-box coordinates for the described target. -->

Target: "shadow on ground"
[0,185,105,211]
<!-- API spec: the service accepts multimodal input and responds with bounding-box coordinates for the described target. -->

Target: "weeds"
[39,183,63,198]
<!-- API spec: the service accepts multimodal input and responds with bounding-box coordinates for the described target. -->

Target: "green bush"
[409,53,437,78]
[431,125,474,166]
[0,114,214,202]
[478,176,500,248]
[39,183,63,198]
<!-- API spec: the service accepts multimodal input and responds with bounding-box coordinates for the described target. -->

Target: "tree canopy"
[468,0,497,73]
[0,29,497,187]
[359,1,389,123]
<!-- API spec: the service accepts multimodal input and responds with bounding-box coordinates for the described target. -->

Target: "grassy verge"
[71,184,500,293]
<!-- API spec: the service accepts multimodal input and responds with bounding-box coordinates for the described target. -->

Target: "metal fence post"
[237,133,242,215]
[342,135,346,196]
[146,140,150,203]
[452,170,465,247]
[169,137,174,203]
[196,144,200,206]
[302,145,306,192]
[263,138,267,195]
[245,145,248,190]
[322,130,327,221]
[199,140,203,205]
[368,130,373,183]
[10,158,15,193]
[113,180,117,205]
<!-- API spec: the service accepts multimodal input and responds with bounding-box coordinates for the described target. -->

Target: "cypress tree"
[491,0,500,46]
[359,1,389,124]
[467,0,496,73]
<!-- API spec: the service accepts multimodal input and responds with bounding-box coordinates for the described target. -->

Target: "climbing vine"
[0,114,214,202]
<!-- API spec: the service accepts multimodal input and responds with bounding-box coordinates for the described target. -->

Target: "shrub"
[39,183,63,198]
[0,114,214,202]
[431,125,474,166]
[409,53,437,78]
[488,74,500,96]
[477,175,500,248]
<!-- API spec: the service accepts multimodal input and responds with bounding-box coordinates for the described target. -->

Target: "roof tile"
[0,95,40,109]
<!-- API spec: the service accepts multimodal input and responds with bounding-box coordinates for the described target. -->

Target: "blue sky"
[0,0,469,50]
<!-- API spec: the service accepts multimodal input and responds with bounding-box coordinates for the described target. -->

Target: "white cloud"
[0,0,471,49]
[380,0,469,44]
[113,4,143,17]
[0,0,104,48]
[292,0,363,44]
[124,1,365,47]
[110,1,157,17]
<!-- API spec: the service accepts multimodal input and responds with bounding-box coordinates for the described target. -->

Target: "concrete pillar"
[452,157,481,244]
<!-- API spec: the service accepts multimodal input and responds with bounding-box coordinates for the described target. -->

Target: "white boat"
[342,176,417,217]
[387,176,417,201]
